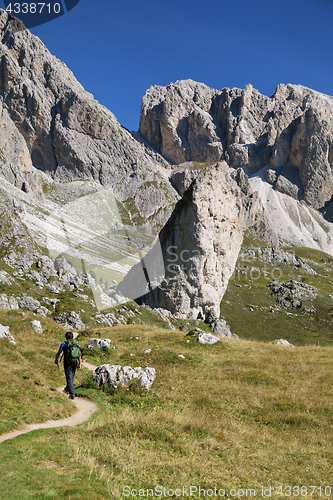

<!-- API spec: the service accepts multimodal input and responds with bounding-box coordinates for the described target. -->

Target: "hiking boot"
[69,394,75,400]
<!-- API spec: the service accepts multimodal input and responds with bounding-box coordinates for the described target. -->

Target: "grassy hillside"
[1,244,333,498]
[220,245,333,346]
[1,322,333,499]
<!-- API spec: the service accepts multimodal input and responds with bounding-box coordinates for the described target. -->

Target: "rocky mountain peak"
[0,10,179,232]
[139,79,333,215]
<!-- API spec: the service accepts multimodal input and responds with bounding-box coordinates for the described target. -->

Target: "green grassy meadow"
[1,322,333,499]
[1,246,333,498]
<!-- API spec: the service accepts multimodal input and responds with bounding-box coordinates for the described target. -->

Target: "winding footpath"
[0,360,98,444]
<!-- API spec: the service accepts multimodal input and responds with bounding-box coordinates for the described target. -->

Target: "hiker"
[55,331,82,400]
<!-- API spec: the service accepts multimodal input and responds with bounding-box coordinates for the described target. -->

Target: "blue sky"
[1,0,333,131]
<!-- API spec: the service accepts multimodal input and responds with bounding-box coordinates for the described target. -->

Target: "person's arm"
[55,348,61,364]
[55,342,66,364]
[77,348,82,369]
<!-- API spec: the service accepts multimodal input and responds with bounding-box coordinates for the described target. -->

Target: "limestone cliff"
[139,79,333,214]
[117,163,245,320]
[0,11,178,228]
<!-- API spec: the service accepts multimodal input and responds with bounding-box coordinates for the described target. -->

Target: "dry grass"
[1,323,333,498]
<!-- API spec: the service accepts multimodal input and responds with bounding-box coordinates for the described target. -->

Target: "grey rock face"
[211,318,232,338]
[37,256,56,280]
[93,364,156,391]
[264,169,277,185]
[171,163,270,242]
[139,79,333,213]
[140,80,223,165]
[0,11,178,229]
[118,163,245,320]
[263,166,303,200]
[36,306,51,317]
[169,162,207,197]
[0,191,40,271]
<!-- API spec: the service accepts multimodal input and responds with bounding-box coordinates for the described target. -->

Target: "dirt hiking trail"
[0,359,98,444]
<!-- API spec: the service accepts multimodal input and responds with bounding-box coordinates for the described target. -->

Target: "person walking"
[55,331,82,399]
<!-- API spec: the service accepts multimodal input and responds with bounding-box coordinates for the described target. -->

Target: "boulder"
[93,364,156,391]
[88,338,113,350]
[274,339,294,347]
[0,324,15,344]
[0,271,12,285]
[8,296,19,309]
[197,333,220,345]
[53,256,77,278]
[0,294,10,311]
[31,320,43,333]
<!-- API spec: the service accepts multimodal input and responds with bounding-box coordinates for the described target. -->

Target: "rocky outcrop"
[0,11,178,229]
[117,162,245,320]
[239,247,316,274]
[139,79,333,214]
[267,279,317,311]
[54,311,85,330]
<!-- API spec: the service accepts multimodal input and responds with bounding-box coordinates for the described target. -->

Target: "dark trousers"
[64,362,78,397]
